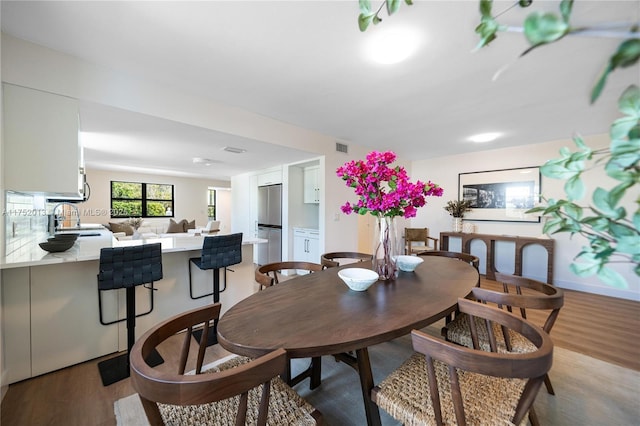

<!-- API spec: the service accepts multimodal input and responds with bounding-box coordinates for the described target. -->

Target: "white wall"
[3,32,636,302]
[410,134,639,301]
[1,35,333,156]
[214,188,232,234]
[82,168,230,231]
[0,25,7,402]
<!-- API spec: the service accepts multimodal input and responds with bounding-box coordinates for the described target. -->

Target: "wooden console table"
[439,232,554,283]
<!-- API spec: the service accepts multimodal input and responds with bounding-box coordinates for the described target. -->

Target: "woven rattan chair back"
[372,298,553,426]
[404,227,438,254]
[129,303,322,426]
[320,251,373,268]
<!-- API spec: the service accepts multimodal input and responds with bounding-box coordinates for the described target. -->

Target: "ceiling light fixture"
[467,132,502,143]
[366,27,421,65]
[193,157,214,166]
[223,146,247,154]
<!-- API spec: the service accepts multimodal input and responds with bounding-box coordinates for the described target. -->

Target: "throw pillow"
[166,218,184,233]
[109,222,134,236]
[184,220,196,232]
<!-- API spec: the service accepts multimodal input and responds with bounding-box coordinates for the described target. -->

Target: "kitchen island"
[1,230,265,384]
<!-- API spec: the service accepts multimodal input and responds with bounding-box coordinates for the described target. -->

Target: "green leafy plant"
[444,199,473,218]
[358,0,413,32]
[357,0,640,287]
[528,85,640,288]
[474,0,640,103]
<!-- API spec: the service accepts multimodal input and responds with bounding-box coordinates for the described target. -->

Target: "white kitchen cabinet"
[257,169,282,186]
[303,166,320,204]
[293,228,320,266]
[1,268,32,383]
[0,244,259,383]
[3,83,85,199]
[29,261,119,376]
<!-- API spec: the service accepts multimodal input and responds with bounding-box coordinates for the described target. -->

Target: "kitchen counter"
[1,229,267,384]
[0,229,266,269]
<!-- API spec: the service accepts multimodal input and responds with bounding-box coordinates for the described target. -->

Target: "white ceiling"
[2,1,639,180]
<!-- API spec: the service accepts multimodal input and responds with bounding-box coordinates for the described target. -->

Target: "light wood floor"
[1,278,638,425]
[480,278,640,371]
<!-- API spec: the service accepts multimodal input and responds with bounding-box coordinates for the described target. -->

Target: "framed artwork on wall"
[458,166,541,222]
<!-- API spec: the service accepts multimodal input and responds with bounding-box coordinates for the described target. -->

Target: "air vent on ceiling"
[223,146,247,154]
[335,142,349,154]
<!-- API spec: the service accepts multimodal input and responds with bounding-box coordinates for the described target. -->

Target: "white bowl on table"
[338,268,379,291]
[395,255,424,272]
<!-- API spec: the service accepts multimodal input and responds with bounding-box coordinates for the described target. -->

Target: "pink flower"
[341,202,353,214]
[337,150,443,218]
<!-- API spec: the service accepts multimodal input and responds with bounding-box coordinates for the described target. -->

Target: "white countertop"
[1,230,266,269]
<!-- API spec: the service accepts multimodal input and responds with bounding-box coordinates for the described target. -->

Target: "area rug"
[115,336,640,426]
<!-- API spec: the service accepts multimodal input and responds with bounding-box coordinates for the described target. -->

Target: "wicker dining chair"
[417,250,480,271]
[444,273,564,395]
[320,251,372,269]
[129,303,323,426]
[372,298,553,426]
[255,261,323,289]
[404,227,438,254]
[418,250,480,291]
[255,260,324,390]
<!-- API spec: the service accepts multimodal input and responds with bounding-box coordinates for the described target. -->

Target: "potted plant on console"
[444,200,472,233]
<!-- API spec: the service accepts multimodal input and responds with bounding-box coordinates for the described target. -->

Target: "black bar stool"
[96,243,163,386]
[188,232,242,345]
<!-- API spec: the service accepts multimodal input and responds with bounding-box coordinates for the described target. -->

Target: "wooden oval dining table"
[217,256,479,426]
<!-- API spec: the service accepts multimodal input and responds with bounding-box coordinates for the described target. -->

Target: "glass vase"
[452,217,463,232]
[372,215,400,280]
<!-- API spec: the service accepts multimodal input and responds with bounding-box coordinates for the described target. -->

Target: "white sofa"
[112,219,220,240]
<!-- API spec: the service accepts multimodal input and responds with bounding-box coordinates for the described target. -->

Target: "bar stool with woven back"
[188,232,243,346]
[96,243,163,386]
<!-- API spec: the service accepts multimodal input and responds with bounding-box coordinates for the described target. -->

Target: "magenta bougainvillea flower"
[337,151,443,218]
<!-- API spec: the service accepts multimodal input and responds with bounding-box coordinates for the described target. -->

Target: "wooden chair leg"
[286,357,322,390]
[310,357,322,389]
[138,395,165,426]
[528,406,540,426]
[544,373,555,395]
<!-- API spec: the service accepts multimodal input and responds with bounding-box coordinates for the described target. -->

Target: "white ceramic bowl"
[395,255,424,272]
[338,268,379,291]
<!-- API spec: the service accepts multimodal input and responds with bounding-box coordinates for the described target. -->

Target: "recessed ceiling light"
[193,157,216,166]
[467,132,502,143]
[223,146,247,154]
[366,27,421,65]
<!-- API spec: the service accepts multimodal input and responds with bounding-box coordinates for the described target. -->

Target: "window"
[207,188,216,220]
[111,181,174,218]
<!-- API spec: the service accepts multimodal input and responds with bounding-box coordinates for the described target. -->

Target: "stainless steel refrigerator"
[257,184,282,265]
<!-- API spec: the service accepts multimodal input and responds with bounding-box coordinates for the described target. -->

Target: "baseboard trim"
[1,370,9,403]
[555,279,640,301]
